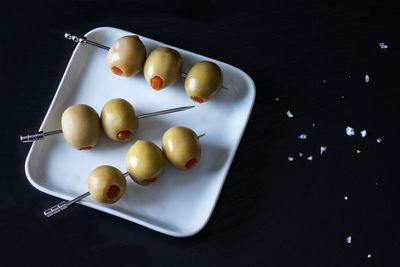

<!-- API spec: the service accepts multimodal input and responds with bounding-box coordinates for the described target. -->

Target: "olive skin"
[184,61,223,103]
[143,47,182,90]
[61,104,101,150]
[161,126,201,170]
[100,98,138,141]
[107,35,146,76]
[88,165,127,204]
[126,140,165,186]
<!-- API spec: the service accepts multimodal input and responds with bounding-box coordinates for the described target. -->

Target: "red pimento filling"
[185,158,198,170]
[112,66,124,75]
[117,130,131,140]
[151,76,163,90]
[107,185,120,198]
[191,96,204,103]
[143,177,157,183]
[79,146,92,150]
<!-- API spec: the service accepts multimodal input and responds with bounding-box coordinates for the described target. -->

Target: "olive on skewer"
[107,35,147,76]
[20,101,194,149]
[43,130,205,217]
[125,140,166,186]
[100,98,139,141]
[61,104,101,150]
[143,47,182,90]
[162,126,201,170]
[65,33,226,102]
[88,165,127,204]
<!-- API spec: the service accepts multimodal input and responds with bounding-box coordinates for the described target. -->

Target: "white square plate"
[25,27,255,237]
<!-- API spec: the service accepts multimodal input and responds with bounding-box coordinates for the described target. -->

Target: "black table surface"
[1,0,400,266]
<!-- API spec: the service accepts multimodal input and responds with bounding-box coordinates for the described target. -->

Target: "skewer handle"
[44,191,90,218]
[20,131,44,143]
[44,201,68,217]
[64,33,110,50]
[20,129,63,143]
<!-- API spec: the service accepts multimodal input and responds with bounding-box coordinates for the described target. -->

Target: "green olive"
[107,35,146,76]
[126,140,165,186]
[100,98,138,142]
[161,126,201,170]
[61,104,101,150]
[143,47,182,90]
[88,165,127,204]
[184,61,223,103]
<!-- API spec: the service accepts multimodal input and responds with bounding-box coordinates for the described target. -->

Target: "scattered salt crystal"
[367,254,372,259]
[307,156,313,161]
[356,150,361,154]
[360,130,367,137]
[312,123,316,127]
[286,110,294,118]
[344,196,348,200]
[346,236,352,244]
[348,75,351,79]
[365,75,370,83]
[346,126,355,136]
[375,181,379,186]
[288,157,294,161]
[298,134,307,140]
[320,146,327,155]
[379,42,388,49]
[299,152,303,157]
[377,138,381,143]
[275,97,280,101]
[322,80,326,84]
[340,95,345,99]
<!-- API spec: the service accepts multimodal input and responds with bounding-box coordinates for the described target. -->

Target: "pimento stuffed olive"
[184,61,223,103]
[88,165,127,204]
[61,104,101,150]
[107,35,146,76]
[143,47,182,90]
[161,126,201,170]
[100,98,139,142]
[126,140,165,186]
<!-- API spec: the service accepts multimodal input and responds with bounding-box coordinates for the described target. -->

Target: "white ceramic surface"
[24,27,256,237]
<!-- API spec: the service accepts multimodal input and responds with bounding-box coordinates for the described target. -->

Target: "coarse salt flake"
[365,75,370,83]
[367,254,372,259]
[346,236,352,244]
[275,97,280,101]
[288,157,294,161]
[346,126,355,136]
[312,123,316,127]
[344,196,348,200]
[286,110,294,118]
[379,42,388,49]
[298,134,307,140]
[360,130,367,137]
[299,152,303,157]
[320,146,327,155]
[377,138,381,143]
[307,156,313,161]
[356,150,361,154]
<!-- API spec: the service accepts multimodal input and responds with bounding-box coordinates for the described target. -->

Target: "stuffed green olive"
[107,35,146,76]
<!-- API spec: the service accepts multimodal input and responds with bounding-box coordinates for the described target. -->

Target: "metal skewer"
[44,134,205,217]
[65,32,229,89]
[65,33,110,50]
[20,105,194,143]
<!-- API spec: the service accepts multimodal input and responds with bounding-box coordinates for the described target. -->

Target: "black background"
[1,0,400,266]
